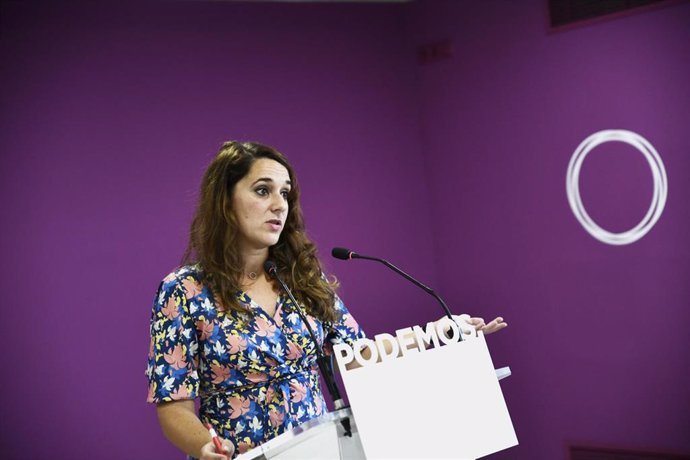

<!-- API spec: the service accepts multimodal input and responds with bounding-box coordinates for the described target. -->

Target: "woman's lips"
[266,220,282,231]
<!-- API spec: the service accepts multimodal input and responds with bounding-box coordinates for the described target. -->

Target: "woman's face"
[231,158,291,253]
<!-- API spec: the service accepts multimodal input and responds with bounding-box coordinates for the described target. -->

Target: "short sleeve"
[323,294,365,355]
[145,274,200,403]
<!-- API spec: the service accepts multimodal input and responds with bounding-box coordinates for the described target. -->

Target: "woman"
[146,141,366,459]
[146,141,506,459]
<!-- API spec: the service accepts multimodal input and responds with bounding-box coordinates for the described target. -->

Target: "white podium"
[237,322,517,459]
[334,327,518,459]
[235,407,364,460]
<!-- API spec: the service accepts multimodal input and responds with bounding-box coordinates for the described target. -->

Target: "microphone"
[331,247,460,331]
[263,260,350,417]
[331,247,355,260]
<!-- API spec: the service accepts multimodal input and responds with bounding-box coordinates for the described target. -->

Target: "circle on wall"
[566,129,668,245]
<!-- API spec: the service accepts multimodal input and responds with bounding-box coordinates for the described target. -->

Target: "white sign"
[334,323,518,459]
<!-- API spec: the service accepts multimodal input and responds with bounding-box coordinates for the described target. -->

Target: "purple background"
[1,1,688,459]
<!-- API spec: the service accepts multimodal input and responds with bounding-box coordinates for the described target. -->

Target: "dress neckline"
[241,291,284,322]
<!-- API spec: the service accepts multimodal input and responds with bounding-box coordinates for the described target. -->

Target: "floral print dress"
[146,265,364,458]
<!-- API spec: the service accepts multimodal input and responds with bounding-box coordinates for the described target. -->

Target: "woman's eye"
[281,190,290,199]
[255,187,268,196]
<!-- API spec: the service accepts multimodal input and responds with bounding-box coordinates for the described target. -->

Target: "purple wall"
[1,0,688,459]
[0,2,435,458]
[409,0,690,458]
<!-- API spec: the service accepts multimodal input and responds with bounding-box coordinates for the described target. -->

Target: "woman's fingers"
[200,439,234,460]
[469,317,485,330]
[455,315,508,335]
[482,317,508,334]
[222,440,235,458]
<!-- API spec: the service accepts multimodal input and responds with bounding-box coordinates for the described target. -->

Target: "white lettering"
[435,317,460,345]
[395,327,418,356]
[334,317,480,373]
[454,314,476,338]
[413,321,440,351]
[333,343,354,372]
[354,339,379,367]
[374,333,400,361]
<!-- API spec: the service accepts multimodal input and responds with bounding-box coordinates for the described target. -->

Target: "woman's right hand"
[199,438,235,460]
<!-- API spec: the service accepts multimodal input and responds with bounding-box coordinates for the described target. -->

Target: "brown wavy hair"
[183,141,338,323]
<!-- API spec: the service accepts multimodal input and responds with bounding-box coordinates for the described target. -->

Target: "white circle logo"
[566,129,668,245]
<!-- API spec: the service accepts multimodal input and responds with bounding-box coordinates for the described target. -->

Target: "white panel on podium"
[235,408,365,460]
[271,422,338,460]
[334,328,518,459]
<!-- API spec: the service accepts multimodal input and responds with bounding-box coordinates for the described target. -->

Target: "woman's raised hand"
[466,316,507,335]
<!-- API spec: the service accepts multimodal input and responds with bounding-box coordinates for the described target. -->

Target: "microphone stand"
[332,248,461,334]
[264,261,353,437]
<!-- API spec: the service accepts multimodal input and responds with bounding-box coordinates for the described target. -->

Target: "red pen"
[206,423,228,458]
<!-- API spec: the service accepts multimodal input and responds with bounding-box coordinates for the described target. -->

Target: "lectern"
[237,321,517,459]
[234,407,364,460]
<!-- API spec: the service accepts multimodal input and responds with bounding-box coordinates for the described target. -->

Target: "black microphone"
[263,260,351,422]
[331,247,355,260]
[331,247,460,332]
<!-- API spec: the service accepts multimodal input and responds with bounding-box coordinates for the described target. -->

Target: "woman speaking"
[145,141,506,459]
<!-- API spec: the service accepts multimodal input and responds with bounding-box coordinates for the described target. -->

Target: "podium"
[235,407,365,460]
[237,320,517,459]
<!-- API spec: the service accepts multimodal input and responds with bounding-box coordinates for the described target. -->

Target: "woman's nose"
[271,194,288,212]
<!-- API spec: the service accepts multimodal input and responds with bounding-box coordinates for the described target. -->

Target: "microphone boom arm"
[264,260,351,432]
[355,254,456,323]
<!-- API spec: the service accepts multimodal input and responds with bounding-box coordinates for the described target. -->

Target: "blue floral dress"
[146,265,364,458]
